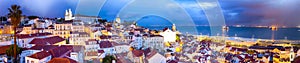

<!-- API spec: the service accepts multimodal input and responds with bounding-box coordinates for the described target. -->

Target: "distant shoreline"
[141,26,300,40]
[139,25,300,28]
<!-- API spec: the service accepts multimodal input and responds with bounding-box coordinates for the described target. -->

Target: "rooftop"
[29,36,65,45]
[16,33,52,39]
[27,51,51,59]
[99,41,113,48]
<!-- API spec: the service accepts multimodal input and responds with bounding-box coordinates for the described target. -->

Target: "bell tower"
[290,46,295,62]
[172,24,176,31]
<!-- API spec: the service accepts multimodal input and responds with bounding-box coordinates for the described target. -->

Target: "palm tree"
[7,4,22,63]
[6,45,23,62]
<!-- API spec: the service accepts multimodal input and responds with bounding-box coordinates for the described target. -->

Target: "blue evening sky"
[0,0,300,27]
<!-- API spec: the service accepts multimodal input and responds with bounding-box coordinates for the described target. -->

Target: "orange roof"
[28,51,51,59]
[0,45,10,55]
[47,58,71,63]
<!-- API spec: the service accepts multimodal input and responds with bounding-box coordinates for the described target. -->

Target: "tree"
[27,16,39,20]
[7,4,22,63]
[6,45,23,63]
[98,19,107,24]
[0,16,7,21]
[57,18,64,23]
[102,55,116,63]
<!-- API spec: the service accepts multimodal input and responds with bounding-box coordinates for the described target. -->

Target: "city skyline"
[0,1,300,63]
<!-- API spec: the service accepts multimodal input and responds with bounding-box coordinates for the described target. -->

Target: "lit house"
[16,33,53,48]
[90,30,102,40]
[99,41,115,54]
[84,40,115,60]
[127,50,145,63]
[84,39,100,52]
[24,45,83,63]
[70,32,90,45]
[111,42,130,53]
[71,20,84,32]
[21,25,34,34]
[130,35,143,49]
[54,21,72,38]
[90,24,104,32]
[160,28,176,42]
[44,25,55,34]
[25,51,52,63]
[144,35,164,52]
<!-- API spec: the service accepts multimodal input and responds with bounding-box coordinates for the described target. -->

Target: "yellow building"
[54,21,72,38]
[2,25,13,34]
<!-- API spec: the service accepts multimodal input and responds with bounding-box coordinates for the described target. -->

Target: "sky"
[0,0,300,27]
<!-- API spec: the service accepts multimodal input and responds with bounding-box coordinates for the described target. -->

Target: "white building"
[25,51,52,63]
[115,16,121,24]
[160,29,176,42]
[112,42,130,53]
[91,30,102,39]
[99,41,116,54]
[146,50,166,63]
[72,23,84,32]
[131,35,143,49]
[74,14,101,24]
[144,35,164,52]
[16,33,53,48]
[70,32,90,45]
[65,9,74,21]
[84,39,100,52]
[54,21,72,38]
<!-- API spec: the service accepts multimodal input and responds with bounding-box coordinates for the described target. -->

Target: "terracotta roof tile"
[99,41,113,48]
[63,56,78,63]
[0,45,11,55]
[17,33,52,39]
[28,51,51,59]
[132,50,144,57]
[47,58,71,63]
[48,46,73,57]
[98,50,104,53]
[29,45,59,51]
[29,36,65,45]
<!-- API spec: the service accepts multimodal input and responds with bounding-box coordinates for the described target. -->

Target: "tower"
[68,9,73,18]
[115,15,121,23]
[172,24,176,31]
[290,46,295,62]
[65,9,73,21]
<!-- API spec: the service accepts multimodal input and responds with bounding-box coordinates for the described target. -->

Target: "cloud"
[198,2,218,9]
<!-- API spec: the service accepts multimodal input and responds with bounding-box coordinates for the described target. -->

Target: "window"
[31,61,34,63]
[27,60,29,63]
